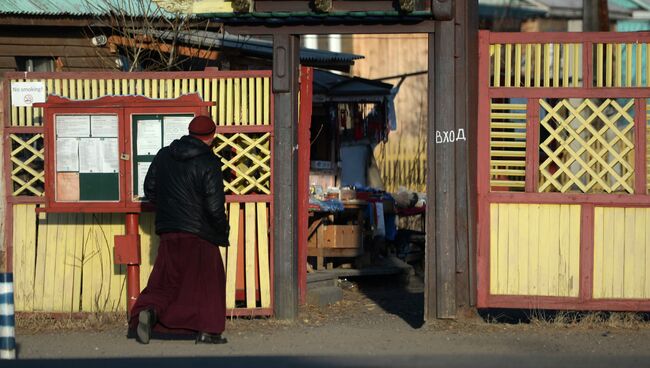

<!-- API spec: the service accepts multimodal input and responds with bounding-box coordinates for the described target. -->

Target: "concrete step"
[307,271,338,290]
[307,286,343,307]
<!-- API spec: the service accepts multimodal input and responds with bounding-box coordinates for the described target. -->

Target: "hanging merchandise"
[354,104,364,141]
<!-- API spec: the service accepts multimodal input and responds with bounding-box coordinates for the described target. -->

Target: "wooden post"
[583,0,610,32]
[272,34,300,320]
[426,18,458,320]
[455,0,479,310]
[435,19,457,319]
[453,0,470,311]
[297,67,313,304]
[425,33,437,320]
[125,213,141,314]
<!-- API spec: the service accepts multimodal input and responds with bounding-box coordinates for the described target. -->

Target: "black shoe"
[195,332,228,344]
[136,309,156,344]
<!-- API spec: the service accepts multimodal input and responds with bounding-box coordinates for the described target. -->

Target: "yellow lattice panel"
[539,98,635,194]
[490,43,582,88]
[214,133,271,195]
[594,43,650,87]
[9,133,45,196]
[9,76,272,127]
[594,207,650,299]
[489,101,527,191]
[490,203,581,297]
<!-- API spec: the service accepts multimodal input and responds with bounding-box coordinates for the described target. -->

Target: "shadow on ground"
[7,354,650,368]
[479,309,650,324]
[350,275,425,329]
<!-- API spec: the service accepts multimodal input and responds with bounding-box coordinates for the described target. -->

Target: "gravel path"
[10,278,650,367]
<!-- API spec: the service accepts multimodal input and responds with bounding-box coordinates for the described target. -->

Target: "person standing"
[129,115,229,344]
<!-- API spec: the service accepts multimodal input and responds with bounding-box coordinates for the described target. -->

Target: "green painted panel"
[79,173,119,201]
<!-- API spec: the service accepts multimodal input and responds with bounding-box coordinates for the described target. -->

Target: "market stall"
[306,69,400,271]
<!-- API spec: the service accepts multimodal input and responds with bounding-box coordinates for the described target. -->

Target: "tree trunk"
[583,0,610,32]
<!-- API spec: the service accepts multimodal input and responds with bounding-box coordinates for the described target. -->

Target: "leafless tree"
[85,0,219,71]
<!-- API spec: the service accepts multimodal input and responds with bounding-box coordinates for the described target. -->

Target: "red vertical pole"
[125,213,140,314]
[634,99,647,194]
[297,66,313,305]
[525,99,540,193]
[476,30,492,308]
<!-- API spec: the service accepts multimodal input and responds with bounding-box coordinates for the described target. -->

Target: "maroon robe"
[129,232,226,335]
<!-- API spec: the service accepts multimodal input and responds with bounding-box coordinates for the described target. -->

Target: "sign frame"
[38,94,212,213]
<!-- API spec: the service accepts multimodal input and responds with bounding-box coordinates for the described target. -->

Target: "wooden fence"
[4,70,275,315]
[478,31,650,311]
[375,135,427,194]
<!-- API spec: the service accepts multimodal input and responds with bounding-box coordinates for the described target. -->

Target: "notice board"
[39,94,211,213]
[54,113,120,201]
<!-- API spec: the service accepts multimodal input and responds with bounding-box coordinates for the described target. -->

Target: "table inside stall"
[307,199,369,270]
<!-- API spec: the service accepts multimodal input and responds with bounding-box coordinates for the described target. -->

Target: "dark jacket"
[144,135,229,246]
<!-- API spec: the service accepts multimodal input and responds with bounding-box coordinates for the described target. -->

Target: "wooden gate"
[478,31,650,311]
[3,70,276,315]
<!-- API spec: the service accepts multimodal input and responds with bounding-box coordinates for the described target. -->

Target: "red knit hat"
[188,115,216,136]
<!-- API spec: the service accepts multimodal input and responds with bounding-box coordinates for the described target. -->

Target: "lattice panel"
[10,133,45,196]
[539,98,635,194]
[490,101,527,191]
[214,133,271,195]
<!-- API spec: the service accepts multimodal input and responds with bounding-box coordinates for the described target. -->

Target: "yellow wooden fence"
[375,135,427,193]
[480,32,650,310]
[6,71,273,313]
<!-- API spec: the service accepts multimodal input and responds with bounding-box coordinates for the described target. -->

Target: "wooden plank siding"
[0,27,116,74]
[6,70,274,314]
[593,207,650,299]
[12,202,272,313]
[490,203,581,297]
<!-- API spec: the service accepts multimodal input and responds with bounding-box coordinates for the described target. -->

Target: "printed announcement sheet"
[137,161,151,197]
[91,115,119,137]
[163,116,193,147]
[79,138,119,173]
[56,115,90,137]
[137,119,162,155]
[56,138,79,172]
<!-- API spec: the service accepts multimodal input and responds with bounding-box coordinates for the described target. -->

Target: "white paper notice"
[91,115,118,137]
[56,138,79,172]
[56,115,90,138]
[137,120,162,155]
[11,81,46,107]
[99,138,119,173]
[163,116,193,146]
[78,138,119,173]
[137,162,152,197]
[79,138,101,173]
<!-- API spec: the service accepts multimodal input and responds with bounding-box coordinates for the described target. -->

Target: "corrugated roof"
[206,10,432,24]
[145,30,363,65]
[0,0,170,17]
[313,69,393,100]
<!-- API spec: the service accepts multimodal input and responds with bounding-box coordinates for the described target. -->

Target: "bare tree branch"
[84,0,216,72]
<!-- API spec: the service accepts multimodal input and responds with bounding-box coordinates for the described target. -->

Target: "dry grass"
[16,312,127,334]
[529,311,649,330]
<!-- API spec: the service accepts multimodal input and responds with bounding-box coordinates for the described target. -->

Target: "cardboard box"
[340,188,356,201]
[315,224,361,249]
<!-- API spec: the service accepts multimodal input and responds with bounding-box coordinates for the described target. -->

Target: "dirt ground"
[9,277,650,367]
